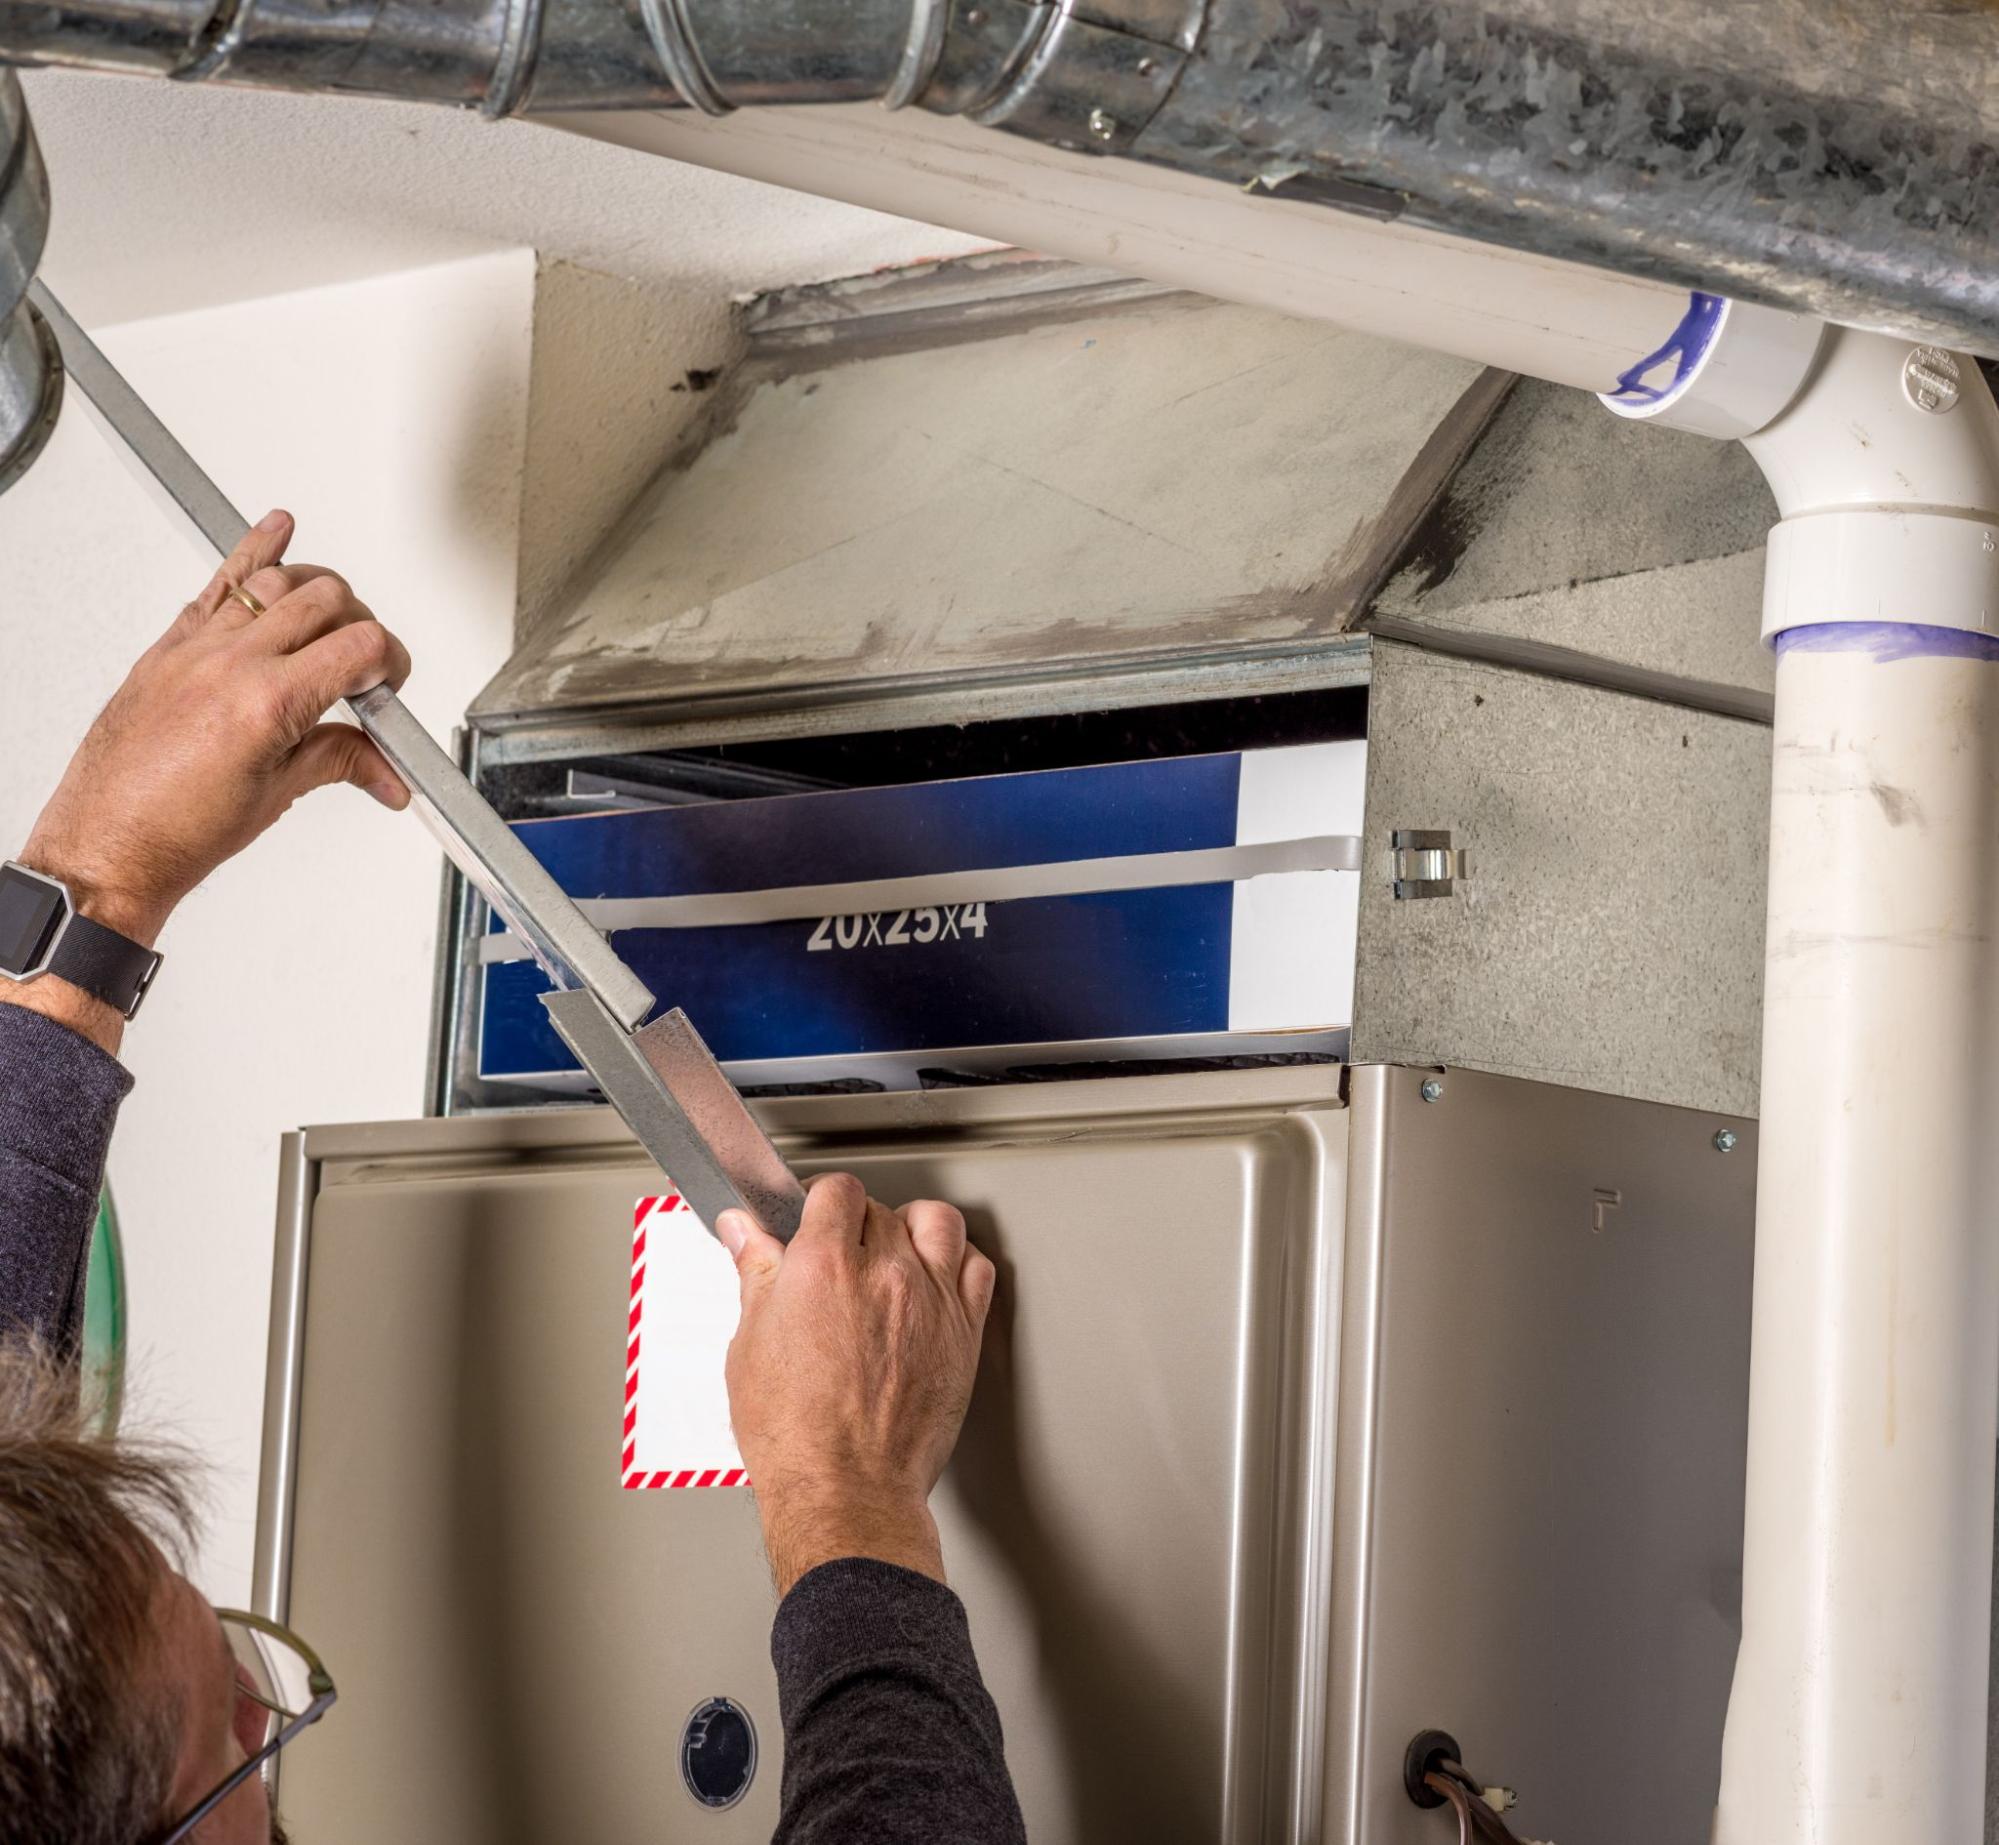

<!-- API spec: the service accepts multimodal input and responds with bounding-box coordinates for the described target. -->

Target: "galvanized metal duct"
[1134,1,1999,356]
[0,0,1996,349]
[0,71,60,494]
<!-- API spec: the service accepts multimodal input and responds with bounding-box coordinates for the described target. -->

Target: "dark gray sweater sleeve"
[771,1558,1027,1844]
[0,1006,131,1352]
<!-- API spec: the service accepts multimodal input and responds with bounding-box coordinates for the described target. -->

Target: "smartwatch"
[0,861,163,1020]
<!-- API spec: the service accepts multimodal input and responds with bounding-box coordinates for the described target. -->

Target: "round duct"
[0,71,63,497]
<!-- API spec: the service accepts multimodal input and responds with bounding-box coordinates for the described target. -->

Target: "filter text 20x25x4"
[806,904,992,951]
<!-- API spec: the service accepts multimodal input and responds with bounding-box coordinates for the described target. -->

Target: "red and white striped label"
[623,1194,748,1490]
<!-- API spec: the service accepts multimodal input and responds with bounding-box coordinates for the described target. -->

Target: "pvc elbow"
[1744,329,1999,520]
[1603,302,1999,646]
[1743,331,1999,645]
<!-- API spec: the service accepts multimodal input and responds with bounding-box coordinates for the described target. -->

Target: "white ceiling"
[22,69,991,327]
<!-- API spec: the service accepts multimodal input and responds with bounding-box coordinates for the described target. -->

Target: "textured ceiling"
[22,69,990,327]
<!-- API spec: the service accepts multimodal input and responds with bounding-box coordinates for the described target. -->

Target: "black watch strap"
[51,912,163,1019]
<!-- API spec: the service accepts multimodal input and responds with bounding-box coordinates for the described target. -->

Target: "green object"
[82,1186,126,1431]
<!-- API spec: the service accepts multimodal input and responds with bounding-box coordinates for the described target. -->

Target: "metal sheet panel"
[263,1064,1769,1841]
[469,262,1488,742]
[269,1071,1348,1843]
[1330,1063,1755,1845]
[1352,641,1771,1118]
[1362,378,1776,724]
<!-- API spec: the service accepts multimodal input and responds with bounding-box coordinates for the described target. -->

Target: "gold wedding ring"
[226,585,267,617]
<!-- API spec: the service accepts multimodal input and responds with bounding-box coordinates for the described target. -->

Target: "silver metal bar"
[33,281,808,1225]
[479,833,1364,963]
[29,279,655,1030]
[420,727,474,1117]
[27,283,243,547]
[344,684,655,1025]
[541,990,808,1239]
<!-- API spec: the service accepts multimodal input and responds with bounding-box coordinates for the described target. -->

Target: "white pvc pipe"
[1705,335,1999,1845]
[548,101,1802,400]
[1717,629,1999,1845]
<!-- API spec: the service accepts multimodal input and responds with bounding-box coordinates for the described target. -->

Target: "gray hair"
[0,1339,194,1845]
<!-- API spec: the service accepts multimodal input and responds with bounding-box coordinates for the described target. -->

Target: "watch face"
[0,866,67,976]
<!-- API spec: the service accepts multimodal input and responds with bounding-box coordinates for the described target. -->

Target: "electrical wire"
[1423,1763,1544,1845]
[1425,1771,1479,1845]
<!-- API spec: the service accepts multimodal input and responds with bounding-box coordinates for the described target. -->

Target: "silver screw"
[1136,54,1159,75]
[1087,107,1118,143]
[1420,1079,1444,1103]
[1713,1128,1738,1153]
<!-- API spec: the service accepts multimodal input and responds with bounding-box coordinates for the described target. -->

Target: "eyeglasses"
[157,1611,336,1844]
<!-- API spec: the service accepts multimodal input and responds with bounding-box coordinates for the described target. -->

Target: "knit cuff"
[0,1004,133,1192]
[772,1558,979,1706]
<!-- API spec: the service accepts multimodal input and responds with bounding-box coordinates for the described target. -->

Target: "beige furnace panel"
[263,1063,1758,1844]
[1328,1064,1755,1844]
[267,1070,1347,1844]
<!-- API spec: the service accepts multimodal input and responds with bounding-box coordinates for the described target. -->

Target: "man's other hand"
[21,509,411,949]
[718,1173,997,1597]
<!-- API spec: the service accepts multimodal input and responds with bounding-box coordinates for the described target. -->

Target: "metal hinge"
[1391,829,1462,900]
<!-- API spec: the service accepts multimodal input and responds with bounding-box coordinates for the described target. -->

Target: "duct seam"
[172,0,254,85]
[0,108,31,314]
[485,0,546,116]
[969,7,1189,153]
[0,70,59,495]
[636,0,731,114]
[908,0,1052,118]
[885,0,950,111]
[0,301,63,495]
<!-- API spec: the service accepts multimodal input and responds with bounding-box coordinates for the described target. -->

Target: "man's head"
[0,1342,283,1843]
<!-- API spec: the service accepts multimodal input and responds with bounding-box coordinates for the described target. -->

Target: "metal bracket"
[1391,828,1462,900]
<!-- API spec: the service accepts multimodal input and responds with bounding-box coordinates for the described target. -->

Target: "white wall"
[0,249,537,1600]
[517,259,745,638]
[22,69,992,327]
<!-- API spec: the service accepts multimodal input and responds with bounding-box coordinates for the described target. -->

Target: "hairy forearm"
[756,1480,946,1598]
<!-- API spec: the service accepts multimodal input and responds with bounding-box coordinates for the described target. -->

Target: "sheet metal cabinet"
[256,1064,1753,1842]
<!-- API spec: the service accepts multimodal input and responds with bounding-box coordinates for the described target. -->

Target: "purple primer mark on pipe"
[1775,621,1999,664]
[1604,292,1726,407]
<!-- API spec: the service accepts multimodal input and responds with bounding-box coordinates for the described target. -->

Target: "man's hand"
[719,1173,997,1597]
[1,510,411,1054]
[20,510,411,951]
